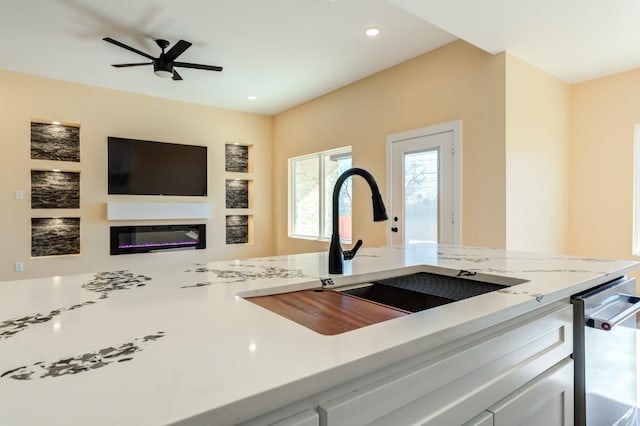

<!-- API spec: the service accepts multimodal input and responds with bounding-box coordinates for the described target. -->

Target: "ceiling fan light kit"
[103,37,222,81]
[153,68,174,79]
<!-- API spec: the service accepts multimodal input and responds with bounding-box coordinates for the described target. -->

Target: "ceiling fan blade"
[103,37,155,60]
[164,40,192,62]
[111,62,152,68]
[174,62,223,72]
[172,70,183,81]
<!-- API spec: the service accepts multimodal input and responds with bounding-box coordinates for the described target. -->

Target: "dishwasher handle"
[586,293,640,331]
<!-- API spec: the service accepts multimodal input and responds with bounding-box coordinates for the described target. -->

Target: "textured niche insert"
[30,122,80,162]
[225,179,250,209]
[31,217,80,257]
[31,170,80,209]
[225,144,250,173]
[226,215,251,244]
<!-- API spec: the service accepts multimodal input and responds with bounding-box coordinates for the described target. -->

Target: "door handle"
[585,293,640,331]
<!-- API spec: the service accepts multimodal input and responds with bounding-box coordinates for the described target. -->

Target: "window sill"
[289,234,352,245]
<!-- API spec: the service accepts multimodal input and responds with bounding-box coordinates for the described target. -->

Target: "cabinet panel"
[464,411,494,426]
[272,409,319,426]
[489,358,573,426]
[319,304,572,425]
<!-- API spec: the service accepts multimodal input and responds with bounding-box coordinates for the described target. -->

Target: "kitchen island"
[0,244,636,425]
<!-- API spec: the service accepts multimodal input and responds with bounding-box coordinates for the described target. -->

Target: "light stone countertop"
[0,244,636,425]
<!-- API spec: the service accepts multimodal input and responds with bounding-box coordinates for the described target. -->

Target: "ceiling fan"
[103,37,223,81]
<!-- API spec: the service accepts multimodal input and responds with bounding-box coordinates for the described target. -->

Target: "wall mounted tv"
[108,137,207,196]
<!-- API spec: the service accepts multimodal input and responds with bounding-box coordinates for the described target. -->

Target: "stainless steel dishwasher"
[572,276,639,425]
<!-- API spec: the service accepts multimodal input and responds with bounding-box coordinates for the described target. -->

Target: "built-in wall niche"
[225,179,253,209]
[225,144,252,173]
[31,217,80,257]
[31,170,80,209]
[225,143,254,245]
[226,215,252,244]
[30,122,80,162]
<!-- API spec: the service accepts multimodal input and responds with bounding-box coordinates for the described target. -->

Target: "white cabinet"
[462,358,574,426]
[242,303,574,426]
[317,303,572,425]
[272,410,320,426]
[489,358,574,426]
[241,408,319,426]
[464,411,494,426]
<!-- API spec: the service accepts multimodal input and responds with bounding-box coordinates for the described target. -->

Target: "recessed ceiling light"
[248,95,257,101]
[364,27,381,37]
[52,169,61,172]
[51,121,61,125]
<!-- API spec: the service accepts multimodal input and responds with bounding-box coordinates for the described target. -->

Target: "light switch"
[15,190,23,200]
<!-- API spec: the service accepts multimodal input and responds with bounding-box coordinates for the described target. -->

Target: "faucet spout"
[328,168,388,274]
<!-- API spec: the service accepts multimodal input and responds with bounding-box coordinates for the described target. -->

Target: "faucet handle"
[343,239,363,260]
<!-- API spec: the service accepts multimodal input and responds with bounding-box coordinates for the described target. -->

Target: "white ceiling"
[2,1,640,116]
[390,0,640,84]
[0,0,455,115]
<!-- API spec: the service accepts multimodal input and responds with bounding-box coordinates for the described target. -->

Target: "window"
[289,147,352,242]
[634,126,640,255]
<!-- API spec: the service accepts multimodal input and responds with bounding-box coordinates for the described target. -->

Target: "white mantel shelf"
[0,244,636,425]
[106,201,212,220]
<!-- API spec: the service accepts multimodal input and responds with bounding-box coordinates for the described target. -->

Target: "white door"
[386,122,461,245]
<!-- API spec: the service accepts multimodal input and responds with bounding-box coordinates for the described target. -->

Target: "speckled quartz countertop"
[0,244,636,425]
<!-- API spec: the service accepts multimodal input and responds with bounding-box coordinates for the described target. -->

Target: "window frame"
[633,125,640,256]
[288,146,352,242]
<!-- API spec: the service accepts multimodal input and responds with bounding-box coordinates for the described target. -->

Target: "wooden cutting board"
[246,289,409,335]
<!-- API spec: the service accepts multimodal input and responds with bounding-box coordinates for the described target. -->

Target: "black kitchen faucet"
[328,168,388,274]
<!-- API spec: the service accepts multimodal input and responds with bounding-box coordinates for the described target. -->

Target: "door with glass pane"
[388,127,458,245]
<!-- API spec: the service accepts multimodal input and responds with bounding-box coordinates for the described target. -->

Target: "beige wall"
[505,54,571,253]
[569,69,640,261]
[273,41,507,255]
[8,38,633,282]
[0,69,273,281]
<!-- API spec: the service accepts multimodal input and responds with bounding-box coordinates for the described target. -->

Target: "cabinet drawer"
[318,303,572,425]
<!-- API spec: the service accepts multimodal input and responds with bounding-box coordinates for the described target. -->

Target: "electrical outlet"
[15,262,24,272]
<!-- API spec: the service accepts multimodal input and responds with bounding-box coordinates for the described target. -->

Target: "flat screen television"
[108,137,207,196]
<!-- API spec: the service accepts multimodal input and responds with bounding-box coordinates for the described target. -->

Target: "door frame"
[385,120,462,246]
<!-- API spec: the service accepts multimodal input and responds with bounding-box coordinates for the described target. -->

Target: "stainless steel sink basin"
[238,266,529,334]
[336,272,514,313]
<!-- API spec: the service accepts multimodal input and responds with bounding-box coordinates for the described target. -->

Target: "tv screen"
[108,137,207,196]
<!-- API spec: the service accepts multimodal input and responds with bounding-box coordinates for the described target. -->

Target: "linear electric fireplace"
[110,224,206,255]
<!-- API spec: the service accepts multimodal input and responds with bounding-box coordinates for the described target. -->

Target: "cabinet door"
[489,358,573,426]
